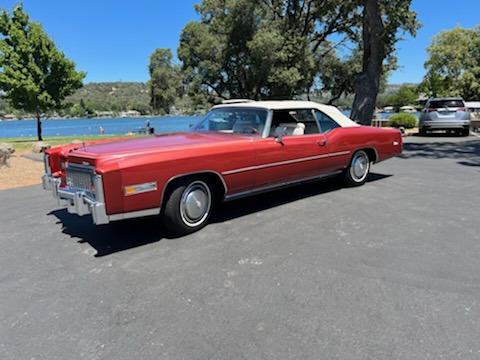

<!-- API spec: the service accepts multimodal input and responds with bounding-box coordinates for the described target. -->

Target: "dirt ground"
[0,152,43,190]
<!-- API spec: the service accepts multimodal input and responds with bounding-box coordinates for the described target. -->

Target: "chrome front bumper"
[42,174,109,225]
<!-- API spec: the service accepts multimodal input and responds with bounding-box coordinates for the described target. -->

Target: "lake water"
[0,111,420,138]
[0,116,201,138]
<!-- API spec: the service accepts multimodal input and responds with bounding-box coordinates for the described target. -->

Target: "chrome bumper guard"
[42,173,109,225]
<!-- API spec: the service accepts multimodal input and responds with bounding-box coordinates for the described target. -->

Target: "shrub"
[388,113,417,129]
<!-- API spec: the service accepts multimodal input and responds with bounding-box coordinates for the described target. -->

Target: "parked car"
[419,97,471,136]
[42,101,403,235]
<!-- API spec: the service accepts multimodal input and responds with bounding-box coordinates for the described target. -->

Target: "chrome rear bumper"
[421,120,470,130]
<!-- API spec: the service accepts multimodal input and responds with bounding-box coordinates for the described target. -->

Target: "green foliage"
[0,4,85,137]
[421,27,480,99]
[388,113,417,129]
[177,0,419,112]
[178,0,358,100]
[66,82,150,115]
[148,48,183,114]
[386,85,419,110]
[318,50,362,104]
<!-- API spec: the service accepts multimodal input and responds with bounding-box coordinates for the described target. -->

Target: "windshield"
[428,100,465,109]
[194,108,268,136]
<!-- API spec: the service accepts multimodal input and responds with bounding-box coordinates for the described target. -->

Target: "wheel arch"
[160,171,228,208]
[353,147,378,164]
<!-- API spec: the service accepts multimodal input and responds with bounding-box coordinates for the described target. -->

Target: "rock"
[0,143,14,168]
[0,143,15,154]
[32,141,51,153]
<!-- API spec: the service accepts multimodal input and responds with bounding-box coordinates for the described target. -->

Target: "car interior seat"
[232,117,263,134]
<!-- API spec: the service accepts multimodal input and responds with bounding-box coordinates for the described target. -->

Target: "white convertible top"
[212,100,359,128]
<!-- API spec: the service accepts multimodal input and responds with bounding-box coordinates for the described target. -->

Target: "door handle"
[316,138,327,146]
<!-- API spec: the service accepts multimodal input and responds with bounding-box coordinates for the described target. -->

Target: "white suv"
[419,97,471,136]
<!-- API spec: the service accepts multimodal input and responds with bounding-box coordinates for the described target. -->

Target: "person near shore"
[145,120,154,135]
[99,126,105,135]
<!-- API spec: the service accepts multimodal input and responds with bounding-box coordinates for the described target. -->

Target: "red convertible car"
[42,101,402,235]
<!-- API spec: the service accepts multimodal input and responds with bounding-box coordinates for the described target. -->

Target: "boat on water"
[383,106,395,113]
[400,105,417,113]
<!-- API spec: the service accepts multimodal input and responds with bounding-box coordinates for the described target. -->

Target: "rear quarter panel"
[326,126,402,164]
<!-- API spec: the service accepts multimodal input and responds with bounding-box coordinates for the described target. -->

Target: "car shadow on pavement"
[49,210,168,257]
[401,138,480,167]
[49,172,391,257]
[210,173,391,223]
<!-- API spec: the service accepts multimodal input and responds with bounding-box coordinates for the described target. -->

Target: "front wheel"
[163,179,213,236]
[343,150,371,187]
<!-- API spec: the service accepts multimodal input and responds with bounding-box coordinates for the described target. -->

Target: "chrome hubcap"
[350,152,369,182]
[180,181,211,227]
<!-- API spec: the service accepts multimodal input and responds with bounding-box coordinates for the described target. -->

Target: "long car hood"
[68,132,248,160]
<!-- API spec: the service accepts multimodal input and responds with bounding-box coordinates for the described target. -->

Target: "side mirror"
[274,127,286,144]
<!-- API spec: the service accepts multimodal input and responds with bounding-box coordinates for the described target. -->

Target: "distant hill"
[1,81,421,117]
[383,83,419,94]
[66,82,150,113]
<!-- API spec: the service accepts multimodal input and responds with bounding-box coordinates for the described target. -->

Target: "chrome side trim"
[222,151,350,175]
[108,208,160,221]
[224,170,342,201]
[330,150,351,157]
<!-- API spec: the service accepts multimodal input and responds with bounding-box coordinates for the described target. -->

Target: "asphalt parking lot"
[1,134,480,360]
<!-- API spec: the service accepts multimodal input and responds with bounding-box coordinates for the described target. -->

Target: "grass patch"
[0,135,142,152]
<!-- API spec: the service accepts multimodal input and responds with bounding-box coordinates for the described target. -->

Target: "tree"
[318,50,362,105]
[420,27,480,99]
[386,84,418,110]
[0,5,85,140]
[148,48,182,114]
[350,0,419,124]
[178,0,358,101]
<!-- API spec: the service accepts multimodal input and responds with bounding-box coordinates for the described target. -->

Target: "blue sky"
[2,0,479,84]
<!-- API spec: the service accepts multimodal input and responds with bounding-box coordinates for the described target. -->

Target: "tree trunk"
[350,0,385,125]
[36,112,43,141]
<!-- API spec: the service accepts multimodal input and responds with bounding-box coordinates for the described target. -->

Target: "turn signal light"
[124,182,157,196]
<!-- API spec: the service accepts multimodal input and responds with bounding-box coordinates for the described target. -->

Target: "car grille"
[66,165,94,194]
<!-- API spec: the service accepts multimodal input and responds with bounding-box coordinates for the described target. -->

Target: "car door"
[313,109,351,171]
[252,109,332,188]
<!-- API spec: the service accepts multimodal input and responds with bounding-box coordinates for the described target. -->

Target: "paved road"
[1,135,480,360]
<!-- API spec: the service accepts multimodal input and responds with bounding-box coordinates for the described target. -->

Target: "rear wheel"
[343,150,371,187]
[163,178,213,235]
[419,127,427,136]
[461,128,470,137]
